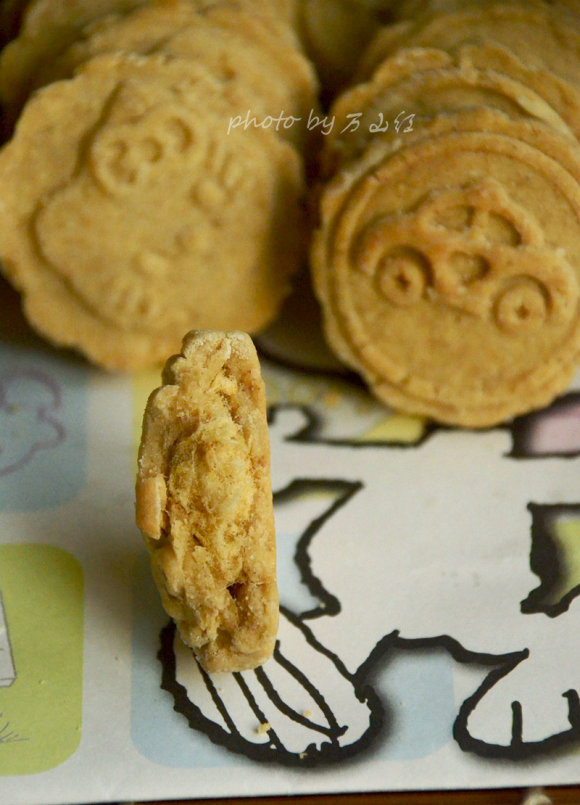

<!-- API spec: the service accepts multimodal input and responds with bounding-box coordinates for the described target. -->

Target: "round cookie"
[136,330,278,673]
[357,3,580,86]
[312,109,580,427]
[0,0,309,127]
[199,2,320,126]
[35,1,318,147]
[0,52,306,370]
[323,41,580,175]
[33,0,202,89]
[0,0,148,112]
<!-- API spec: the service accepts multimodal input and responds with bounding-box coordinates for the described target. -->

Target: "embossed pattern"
[0,3,316,370]
[352,180,577,333]
[323,40,580,177]
[313,2,580,426]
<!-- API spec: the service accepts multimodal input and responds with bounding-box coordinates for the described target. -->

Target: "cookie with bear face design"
[0,51,306,370]
[136,330,278,672]
[312,108,580,427]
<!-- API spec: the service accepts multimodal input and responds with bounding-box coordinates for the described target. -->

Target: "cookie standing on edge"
[136,331,278,673]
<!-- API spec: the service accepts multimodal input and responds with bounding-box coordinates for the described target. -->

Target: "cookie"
[311,108,580,427]
[136,330,278,672]
[33,0,199,89]
[357,3,580,86]
[390,0,548,22]
[0,0,147,116]
[197,2,320,132]
[323,41,580,175]
[28,0,318,147]
[0,52,306,370]
[296,0,380,96]
[0,0,311,129]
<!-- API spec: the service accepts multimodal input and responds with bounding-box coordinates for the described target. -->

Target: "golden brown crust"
[27,0,318,148]
[358,3,580,87]
[0,0,308,115]
[312,109,580,427]
[322,41,580,177]
[0,0,147,112]
[0,51,305,370]
[136,330,278,673]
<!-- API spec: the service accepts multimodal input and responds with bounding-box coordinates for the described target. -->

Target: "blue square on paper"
[0,344,88,512]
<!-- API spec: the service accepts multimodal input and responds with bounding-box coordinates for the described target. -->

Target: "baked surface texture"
[0,51,305,370]
[136,330,278,672]
[312,108,580,427]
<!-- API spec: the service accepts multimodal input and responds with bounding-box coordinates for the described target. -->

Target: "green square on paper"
[0,543,83,775]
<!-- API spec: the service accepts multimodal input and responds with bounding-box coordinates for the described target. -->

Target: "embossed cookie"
[136,330,278,672]
[0,0,311,128]
[28,0,318,147]
[0,0,147,116]
[0,52,305,370]
[323,41,580,175]
[312,109,580,427]
[34,0,200,89]
[357,3,580,86]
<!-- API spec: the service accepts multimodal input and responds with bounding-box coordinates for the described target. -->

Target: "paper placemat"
[1,286,580,804]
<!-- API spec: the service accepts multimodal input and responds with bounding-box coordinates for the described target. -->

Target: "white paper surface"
[1,312,580,804]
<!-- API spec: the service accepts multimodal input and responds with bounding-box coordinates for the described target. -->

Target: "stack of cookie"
[0,0,318,370]
[312,0,580,427]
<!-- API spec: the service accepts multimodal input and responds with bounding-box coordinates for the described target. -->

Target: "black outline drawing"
[0,591,15,688]
[157,391,580,766]
[0,369,65,476]
[159,607,384,767]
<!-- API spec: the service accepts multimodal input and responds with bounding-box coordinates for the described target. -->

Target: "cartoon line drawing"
[158,395,580,765]
[0,592,15,688]
[0,592,24,745]
[0,369,65,476]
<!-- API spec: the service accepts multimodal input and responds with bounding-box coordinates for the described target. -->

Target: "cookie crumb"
[256,721,271,735]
